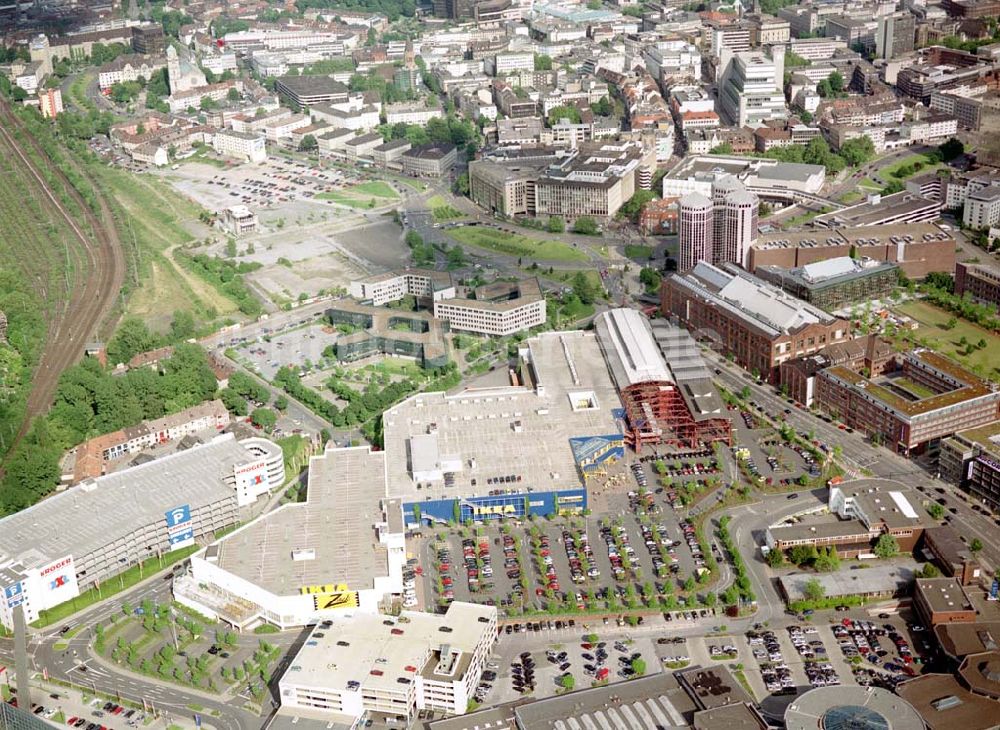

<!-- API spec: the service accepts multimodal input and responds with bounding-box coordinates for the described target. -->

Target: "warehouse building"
[661,261,850,384]
[815,349,1000,456]
[178,446,404,629]
[779,564,916,604]
[277,602,497,722]
[386,330,624,526]
[0,434,283,630]
[594,309,730,453]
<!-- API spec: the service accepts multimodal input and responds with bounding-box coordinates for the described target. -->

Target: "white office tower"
[679,192,714,272]
[719,45,788,127]
[722,189,759,267]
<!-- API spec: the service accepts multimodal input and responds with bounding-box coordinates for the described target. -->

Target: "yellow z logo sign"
[313,591,359,610]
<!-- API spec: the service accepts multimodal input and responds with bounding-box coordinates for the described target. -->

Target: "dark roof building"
[274,75,349,107]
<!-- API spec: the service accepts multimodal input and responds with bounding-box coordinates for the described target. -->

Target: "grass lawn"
[432,204,465,221]
[315,191,380,209]
[783,208,829,227]
[894,299,1000,376]
[53,624,85,650]
[542,268,604,293]
[893,376,937,399]
[390,175,427,192]
[624,244,654,260]
[879,153,943,182]
[449,226,588,262]
[372,357,425,377]
[350,181,399,199]
[839,191,864,204]
[31,545,200,628]
[857,178,881,190]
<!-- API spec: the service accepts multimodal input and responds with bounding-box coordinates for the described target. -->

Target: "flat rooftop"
[651,321,726,420]
[213,446,390,596]
[952,420,1000,460]
[779,564,916,601]
[897,673,1000,730]
[916,577,975,614]
[824,349,998,418]
[513,672,697,730]
[284,602,495,694]
[813,191,941,227]
[754,223,953,250]
[677,665,753,711]
[935,621,1000,658]
[0,434,257,570]
[381,331,621,501]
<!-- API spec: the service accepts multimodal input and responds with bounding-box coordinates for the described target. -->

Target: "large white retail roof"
[594,308,672,388]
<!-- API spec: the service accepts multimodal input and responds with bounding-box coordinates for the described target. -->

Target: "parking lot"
[416,453,730,620]
[475,633,661,705]
[232,321,339,380]
[165,156,392,215]
[727,404,826,492]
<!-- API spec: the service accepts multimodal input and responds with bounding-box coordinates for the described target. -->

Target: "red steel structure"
[620,381,732,453]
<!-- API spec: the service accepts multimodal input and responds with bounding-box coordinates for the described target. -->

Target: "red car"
[66,719,78,726]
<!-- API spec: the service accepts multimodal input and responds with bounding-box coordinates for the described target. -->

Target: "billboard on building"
[38,555,78,599]
[301,583,359,611]
[165,504,195,550]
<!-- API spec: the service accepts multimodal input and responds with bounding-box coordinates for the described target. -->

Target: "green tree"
[939,137,964,161]
[251,408,278,433]
[571,271,599,304]
[919,562,941,578]
[617,189,656,223]
[803,577,825,602]
[220,388,249,416]
[559,673,575,689]
[631,657,647,676]
[547,105,582,125]
[534,53,553,71]
[639,267,662,294]
[591,96,612,116]
[926,503,945,520]
[547,216,566,233]
[970,538,984,553]
[766,549,785,568]
[273,395,288,411]
[299,134,318,151]
[572,216,598,235]
[873,533,899,559]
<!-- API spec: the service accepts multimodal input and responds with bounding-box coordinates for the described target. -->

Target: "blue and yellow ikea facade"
[402,433,623,525]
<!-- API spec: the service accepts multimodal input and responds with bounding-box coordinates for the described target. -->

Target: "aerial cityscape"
[2,0,1000,728]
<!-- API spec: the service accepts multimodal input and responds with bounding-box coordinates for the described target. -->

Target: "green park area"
[427,194,465,221]
[316,181,399,208]
[878,153,943,183]
[449,226,588,262]
[894,300,1000,374]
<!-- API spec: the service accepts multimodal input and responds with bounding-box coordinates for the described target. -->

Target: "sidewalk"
[31,679,204,730]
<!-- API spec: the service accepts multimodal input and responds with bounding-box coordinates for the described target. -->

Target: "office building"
[939,420,1000,514]
[718,47,787,127]
[678,193,713,272]
[350,269,456,307]
[876,13,916,59]
[955,262,1000,306]
[662,262,850,383]
[212,129,267,163]
[277,603,498,720]
[0,435,283,630]
[756,257,899,311]
[721,189,758,267]
[913,577,978,626]
[274,75,349,108]
[815,349,1000,455]
[767,480,927,558]
[402,144,457,178]
[433,279,546,336]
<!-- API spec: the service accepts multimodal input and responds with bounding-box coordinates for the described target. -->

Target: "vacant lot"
[449,226,589,262]
[894,299,1000,376]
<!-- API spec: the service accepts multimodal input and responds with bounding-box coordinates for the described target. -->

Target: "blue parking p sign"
[4,582,23,609]
[165,504,191,528]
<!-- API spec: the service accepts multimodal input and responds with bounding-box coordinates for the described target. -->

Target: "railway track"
[0,97,125,452]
